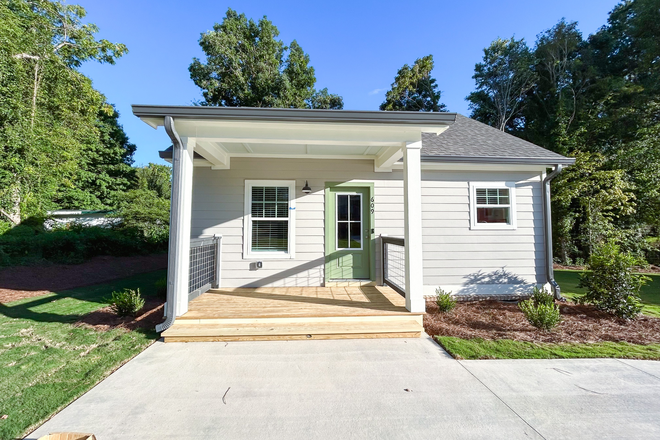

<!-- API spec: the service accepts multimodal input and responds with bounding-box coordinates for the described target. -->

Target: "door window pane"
[337,195,348,221]
[336,193,363,249]
[337,222,349,249]
[350,195,361,221]
[350,222,361,248]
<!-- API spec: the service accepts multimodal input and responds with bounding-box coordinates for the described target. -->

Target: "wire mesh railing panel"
[383,238,405,297]
[188,237,219,299]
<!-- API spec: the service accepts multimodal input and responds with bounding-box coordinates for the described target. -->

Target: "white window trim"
[335,192,364,251]
[243,180,296,259]
[469,181,517,230]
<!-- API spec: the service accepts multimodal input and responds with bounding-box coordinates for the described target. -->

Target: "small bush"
[155,276,167,300]
[519,299,561,331]
[578,242,650,320]
[435,288,456,313]
[108,288,145,317]
[530,286,555,306]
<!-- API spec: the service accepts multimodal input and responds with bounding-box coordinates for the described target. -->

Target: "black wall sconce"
[302,180,312,194]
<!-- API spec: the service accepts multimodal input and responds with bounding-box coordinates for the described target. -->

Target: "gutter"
[156,116,182,333]
[542,164,564,300]
[132,104,457,126]
[420,155,576,166]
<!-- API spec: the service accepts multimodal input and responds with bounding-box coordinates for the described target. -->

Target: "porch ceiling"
[133,105,457,171]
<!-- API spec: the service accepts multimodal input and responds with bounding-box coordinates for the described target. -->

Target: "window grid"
[476,188,510,206]
[336,193,362,250]
[472,184,514,227]
[245,181,295,258]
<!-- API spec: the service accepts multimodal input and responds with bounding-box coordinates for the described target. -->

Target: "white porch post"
[170,136,195,317]
[403,141,425,312]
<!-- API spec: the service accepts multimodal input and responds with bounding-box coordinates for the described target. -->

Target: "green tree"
[114,164,171,243]
[135,163,171,200]
[0,0,127,224]
[552,151,637,263]
[57,104,137,209]
[523,20,591,155]
[467,37,536,131]
[380,55,447,112]
[189,8,343,109]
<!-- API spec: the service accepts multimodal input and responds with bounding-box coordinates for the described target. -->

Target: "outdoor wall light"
[302,181,312,194]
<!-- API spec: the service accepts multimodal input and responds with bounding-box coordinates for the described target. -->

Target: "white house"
[133,106,574,341]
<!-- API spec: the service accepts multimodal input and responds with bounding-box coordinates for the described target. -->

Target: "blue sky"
[75,0,621,166]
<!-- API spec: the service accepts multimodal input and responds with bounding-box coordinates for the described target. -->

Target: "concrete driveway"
[27,336,660,440]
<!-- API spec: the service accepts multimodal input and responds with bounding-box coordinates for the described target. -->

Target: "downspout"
[156,116,183,332]
[542,164,564,300]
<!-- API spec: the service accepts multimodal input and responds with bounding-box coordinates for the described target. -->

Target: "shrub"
[519,299,561,331]
[155,276,168,300]
[530,286,554,306]
[108,288,145,317]
[435,288,456,313]
[0,225,168,267]
[578,242,650,320]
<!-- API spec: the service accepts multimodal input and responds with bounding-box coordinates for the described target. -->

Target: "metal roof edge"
[420,155,576,166]
[132,105,457,126]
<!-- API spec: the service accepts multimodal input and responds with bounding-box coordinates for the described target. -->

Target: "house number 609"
[370,197,375,213]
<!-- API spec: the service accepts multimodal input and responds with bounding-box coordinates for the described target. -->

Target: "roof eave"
[132,105,457,126]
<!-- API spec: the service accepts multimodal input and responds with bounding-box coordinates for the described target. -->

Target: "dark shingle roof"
[421,114,574,165]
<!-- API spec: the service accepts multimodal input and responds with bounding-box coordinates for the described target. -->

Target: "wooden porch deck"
[162,286,424,342]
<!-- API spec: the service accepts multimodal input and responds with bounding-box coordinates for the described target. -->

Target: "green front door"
[325,185,372,280]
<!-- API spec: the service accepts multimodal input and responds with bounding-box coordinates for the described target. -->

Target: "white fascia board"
[173,119,431,147]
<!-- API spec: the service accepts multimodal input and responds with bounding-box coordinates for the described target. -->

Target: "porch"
[161,286,424,342]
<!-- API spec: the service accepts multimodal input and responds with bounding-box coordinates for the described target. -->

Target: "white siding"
[190,157,546,294]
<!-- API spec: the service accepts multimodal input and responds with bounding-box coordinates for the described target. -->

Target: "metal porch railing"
[381,235,405,297]
[188,235,222,300]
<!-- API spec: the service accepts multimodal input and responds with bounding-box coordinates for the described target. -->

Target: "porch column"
[170,136,195,317]
[403,141,425,312]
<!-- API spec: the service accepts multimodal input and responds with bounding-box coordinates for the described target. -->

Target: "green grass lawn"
[434,270,660,361]
[437,337,660,360]
[0,270,165,440]
[554,269,660,317]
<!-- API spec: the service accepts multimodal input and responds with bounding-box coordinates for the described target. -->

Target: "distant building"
[44,210,120,230]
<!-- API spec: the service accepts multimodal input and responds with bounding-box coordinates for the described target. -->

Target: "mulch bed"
[74,297,165,332]
[0,254,167,303]
[424,300,660,345]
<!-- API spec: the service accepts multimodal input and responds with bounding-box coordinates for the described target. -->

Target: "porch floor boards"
[162,286,423,342]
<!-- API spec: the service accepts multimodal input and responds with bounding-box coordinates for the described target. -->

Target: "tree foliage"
[114,164,171,243]
[467,38,536,131]
[189,8,343,109]
[467,0,660,264]
[57,105,137,209]
[380,55,447,112]
[0,0,129,225]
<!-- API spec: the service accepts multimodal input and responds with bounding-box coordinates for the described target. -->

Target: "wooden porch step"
[161,318,423,342]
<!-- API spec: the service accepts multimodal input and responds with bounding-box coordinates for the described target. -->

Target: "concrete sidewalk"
[27,336,660,440]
